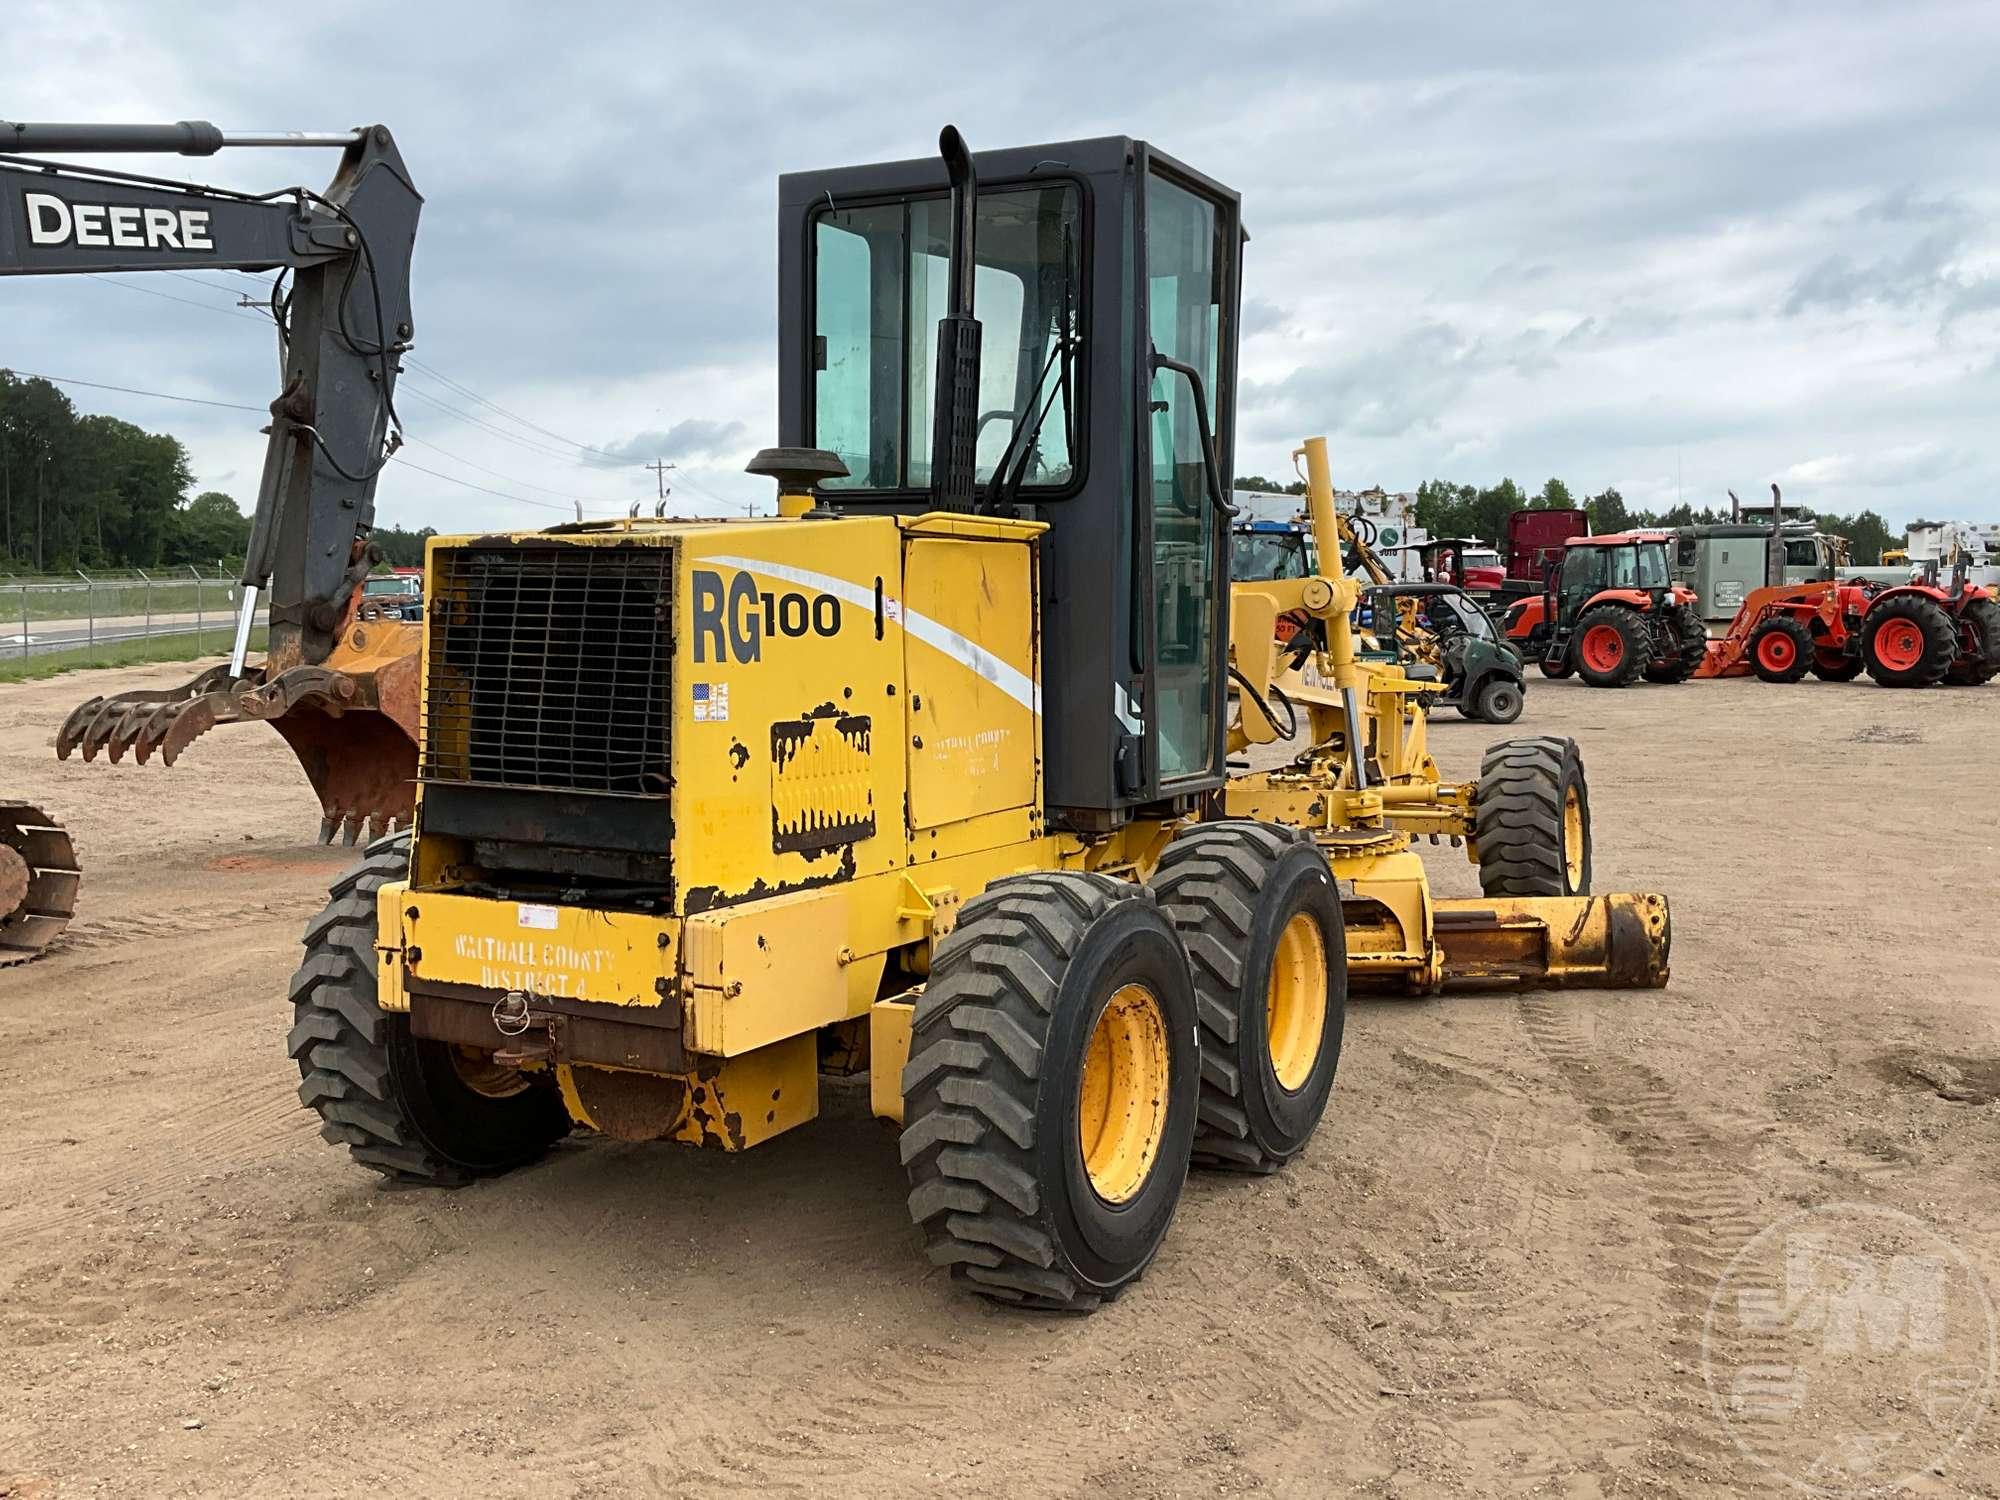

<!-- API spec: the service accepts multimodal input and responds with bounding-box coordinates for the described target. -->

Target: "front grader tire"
[289,832,569,1186]
[1148,822,1346,1174]
[1473,736,1591,898]
[1862,595,1956,688]
[1571,604,1647,688]
[1747,616,1814,683]
[899,872,1199,1311]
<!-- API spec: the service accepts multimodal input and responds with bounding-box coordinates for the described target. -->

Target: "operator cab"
[1553,532,1672,609]
[777,135,1243,830]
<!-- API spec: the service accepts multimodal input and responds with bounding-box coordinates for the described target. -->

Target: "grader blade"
[0,802,81,966]
[1429,893,1671,992]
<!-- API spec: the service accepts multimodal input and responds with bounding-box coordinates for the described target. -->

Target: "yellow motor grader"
[289,128,1670,1311]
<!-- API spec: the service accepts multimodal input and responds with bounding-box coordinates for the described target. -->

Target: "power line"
[1,368,264,413]
[394,380,588,462]
[398,432,633,507]
[388,454,622,514]
[404,356,629,462]
[83,273,269,324]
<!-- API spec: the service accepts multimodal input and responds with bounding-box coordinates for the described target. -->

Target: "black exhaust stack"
[929,126,982,512]
[1765,483,1785,588]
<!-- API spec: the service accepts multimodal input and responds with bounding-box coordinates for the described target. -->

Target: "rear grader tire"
[1861,595,1956,688]
[899,872,1199,1311]
[1571,604,1647,688]
[1946,598,2000,685]
[1149,822,1346,1174]
[289,832,569,1185]
[1747,616,1814,683]
[1473,737,1591,898]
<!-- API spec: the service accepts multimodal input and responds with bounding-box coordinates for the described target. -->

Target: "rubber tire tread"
[899,871,1178,1312]
[1643,603,1708,683]
[1862,594,1956,687]
[1946,597,2000,685]
[1149,821,1343,1172]
[1571,604,1647,688]
[1747,616,1814,683]
[288,832,564,1186]
[1473,735,1589,897]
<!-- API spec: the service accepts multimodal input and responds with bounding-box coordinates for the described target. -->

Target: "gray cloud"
[581,419,749,470]
[3,0,1997,532]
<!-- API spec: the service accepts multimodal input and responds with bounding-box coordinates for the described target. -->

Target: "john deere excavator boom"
[0,121,423,840]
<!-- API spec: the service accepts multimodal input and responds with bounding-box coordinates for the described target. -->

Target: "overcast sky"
[6,0,1996,535]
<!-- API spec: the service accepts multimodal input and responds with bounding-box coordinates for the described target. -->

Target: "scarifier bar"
[0,803,81,965]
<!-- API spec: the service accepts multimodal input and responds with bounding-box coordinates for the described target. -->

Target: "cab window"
[812,185,1081,492]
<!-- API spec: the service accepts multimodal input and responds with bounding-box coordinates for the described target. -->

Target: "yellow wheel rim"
[1562,784,1584,890]
[1077,984,1171,1205]
[1266,911,1328,1092]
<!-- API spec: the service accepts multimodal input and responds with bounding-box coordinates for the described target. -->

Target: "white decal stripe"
[705,554,1041,716]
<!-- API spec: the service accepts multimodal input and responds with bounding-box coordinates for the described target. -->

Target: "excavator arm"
[0,121,424,840]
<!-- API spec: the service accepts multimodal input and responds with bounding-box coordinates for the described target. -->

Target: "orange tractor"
[1689,487,2000,687]
[1696,573,2000,687]
[1501,532,1707,687]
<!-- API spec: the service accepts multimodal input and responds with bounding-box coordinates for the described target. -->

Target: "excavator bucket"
[0,802,81,966]
[54,619,420,844]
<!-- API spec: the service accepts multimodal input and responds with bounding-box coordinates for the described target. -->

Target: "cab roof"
[1571,530,1671,547]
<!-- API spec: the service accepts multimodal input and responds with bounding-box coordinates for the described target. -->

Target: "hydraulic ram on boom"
[0,121,423,841]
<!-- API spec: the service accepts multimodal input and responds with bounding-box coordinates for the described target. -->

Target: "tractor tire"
[1571,605,1647,688]
[1149,823,1346,1174]
[1810,650,1863,682]
[1643,603,1710,683]
[1469,675,1525,724]
[1473,736,1591,897]
[1537,656,1573,679]
[900,872,1199,1311]
[1747,616,1814,684]
[1861,595,1956,688]
[1946,598,2000,685]
[289,832,570,1185]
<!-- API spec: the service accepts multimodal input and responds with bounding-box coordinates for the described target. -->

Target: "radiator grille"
[421,545,672,795]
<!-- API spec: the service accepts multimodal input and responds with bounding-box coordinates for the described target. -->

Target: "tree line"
[1239,469,1898,565]
[0,371,251,574]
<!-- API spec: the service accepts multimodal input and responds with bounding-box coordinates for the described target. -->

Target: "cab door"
[1138,154,1240,796]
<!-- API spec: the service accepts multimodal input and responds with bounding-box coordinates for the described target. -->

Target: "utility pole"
[646,459,676,502]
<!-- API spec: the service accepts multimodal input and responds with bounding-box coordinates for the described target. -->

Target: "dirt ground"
[2,659,1997,1498]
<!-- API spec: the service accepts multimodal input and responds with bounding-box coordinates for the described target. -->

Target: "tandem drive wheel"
[899,872,1200,1311]
[1148,822,1346,1173]
[289,832,568,1185]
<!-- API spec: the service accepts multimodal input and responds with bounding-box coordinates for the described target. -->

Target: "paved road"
[1,610,225,659]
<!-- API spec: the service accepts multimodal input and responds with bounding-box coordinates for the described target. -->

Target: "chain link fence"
[1,564,243,661]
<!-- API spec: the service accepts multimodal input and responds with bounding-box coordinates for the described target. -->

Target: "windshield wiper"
[983,226,1079,511]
